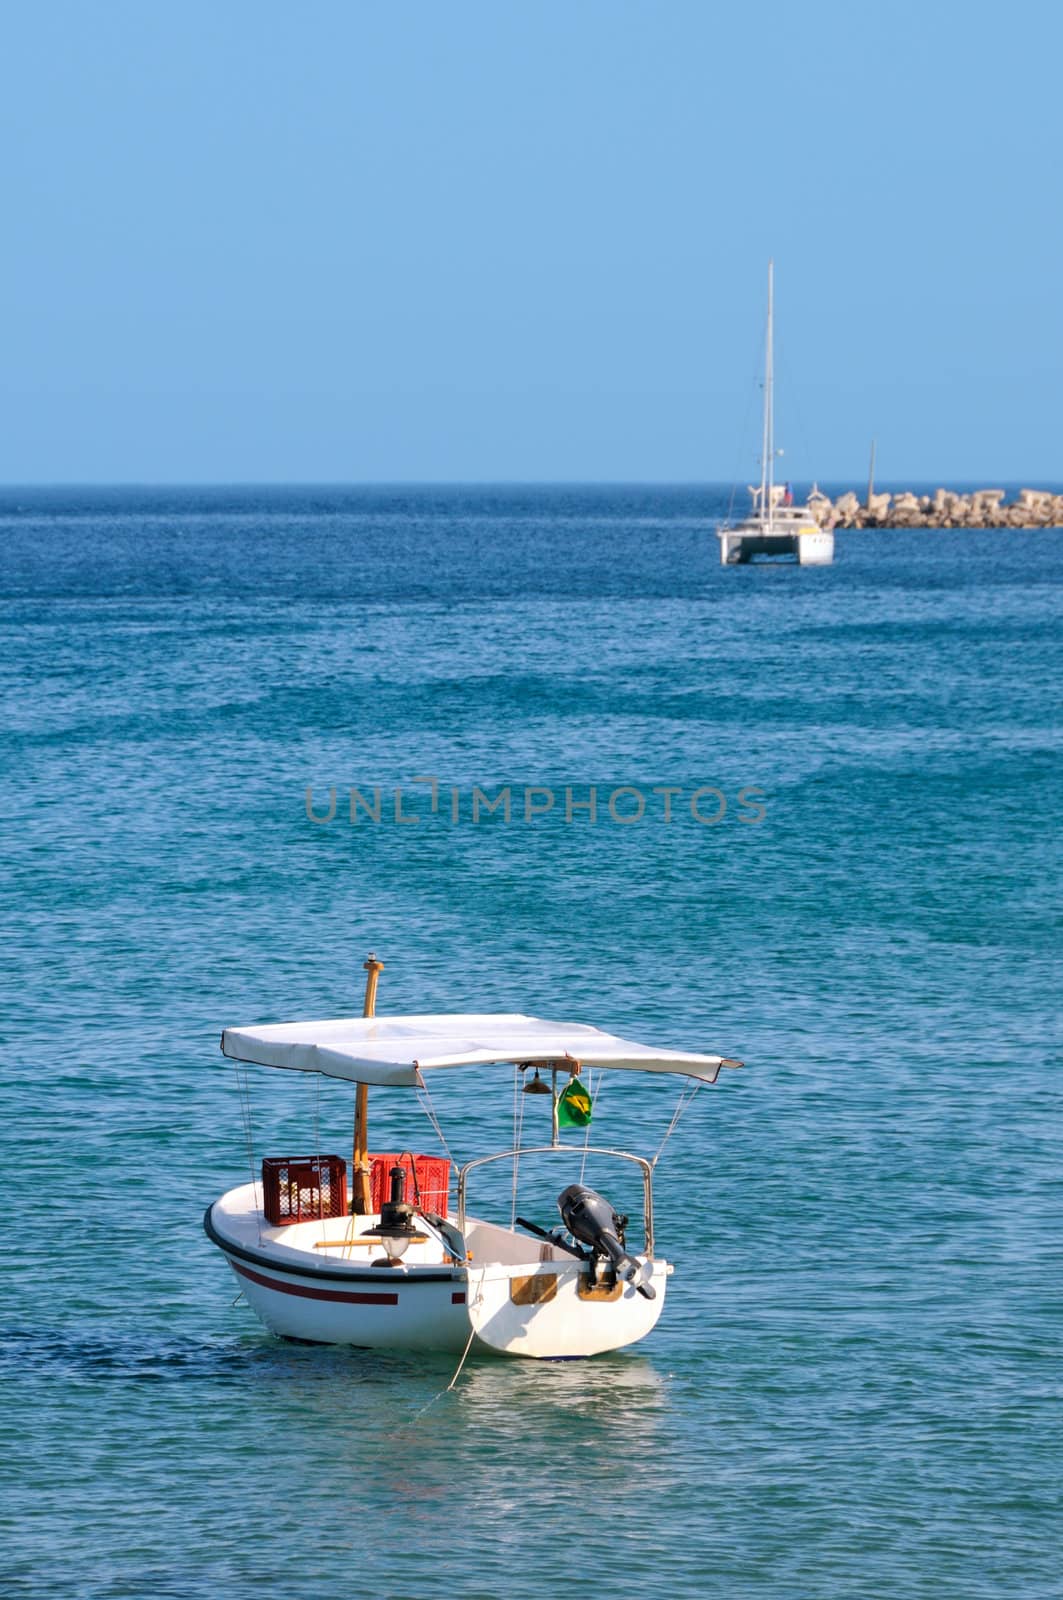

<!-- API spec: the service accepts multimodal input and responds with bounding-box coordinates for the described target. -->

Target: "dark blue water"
[2,487,1060,1598]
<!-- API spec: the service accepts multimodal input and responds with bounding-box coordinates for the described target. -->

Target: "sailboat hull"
[718,523,834,565]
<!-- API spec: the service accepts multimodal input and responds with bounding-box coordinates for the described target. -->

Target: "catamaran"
[717,261,834,566]
[205,956,742,1360]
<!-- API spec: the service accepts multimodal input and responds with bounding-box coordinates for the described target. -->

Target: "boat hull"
[718,524,834,566]
[798,528,834,565]
[468,1260,667,1358]
[226,1250,474,1351]
[205,1195,668,1359]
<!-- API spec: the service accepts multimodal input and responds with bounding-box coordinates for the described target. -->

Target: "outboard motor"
[557,1183,656,1300]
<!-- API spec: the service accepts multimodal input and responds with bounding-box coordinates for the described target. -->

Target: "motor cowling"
[557,1183,656,1300]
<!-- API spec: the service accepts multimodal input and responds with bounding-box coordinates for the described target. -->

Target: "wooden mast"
[351,953,383,1213]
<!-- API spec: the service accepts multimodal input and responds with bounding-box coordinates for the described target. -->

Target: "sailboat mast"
[763,259,775,530]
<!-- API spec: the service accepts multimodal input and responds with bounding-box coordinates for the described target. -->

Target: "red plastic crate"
[369,1152,450,1219]
[262,1155,348,1226]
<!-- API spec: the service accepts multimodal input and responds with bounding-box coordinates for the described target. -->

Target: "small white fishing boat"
[717,260,834,567]
[205,957,741,1360]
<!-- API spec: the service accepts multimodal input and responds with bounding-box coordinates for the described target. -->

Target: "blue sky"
[2,1,1059,483]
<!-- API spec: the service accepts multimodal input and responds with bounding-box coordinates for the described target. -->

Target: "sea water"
[1,486,1059,1599]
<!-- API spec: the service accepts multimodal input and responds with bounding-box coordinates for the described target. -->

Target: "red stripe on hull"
[231,1260,400,1306]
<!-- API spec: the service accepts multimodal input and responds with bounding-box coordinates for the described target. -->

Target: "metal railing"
[456,1144,655,1257]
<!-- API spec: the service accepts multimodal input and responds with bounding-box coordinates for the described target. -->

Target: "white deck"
[210,1182,572,1270]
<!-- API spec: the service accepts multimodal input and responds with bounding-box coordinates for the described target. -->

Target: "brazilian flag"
[557,1075,593,1129]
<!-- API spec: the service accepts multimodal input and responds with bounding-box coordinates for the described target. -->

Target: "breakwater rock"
[806,487,1063,530]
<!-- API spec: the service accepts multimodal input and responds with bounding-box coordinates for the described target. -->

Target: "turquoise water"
[2,486,1060,1599]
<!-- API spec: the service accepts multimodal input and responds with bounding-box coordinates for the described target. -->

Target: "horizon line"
[2,477,1061,491]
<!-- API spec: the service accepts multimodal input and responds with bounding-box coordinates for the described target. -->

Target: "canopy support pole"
[351,954,383,1213]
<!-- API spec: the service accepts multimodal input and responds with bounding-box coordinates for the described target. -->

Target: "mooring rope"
[404,1264,487,1424]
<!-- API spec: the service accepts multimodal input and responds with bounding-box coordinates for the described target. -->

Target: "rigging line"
[511,1067,519,1228]
[416,1081,456,1166]
[725,377,759,527]
[511,1067,527,1230]
[773,327,816,497]
[341,1082,361,1260]
[236,1063,256,1188]
[578,1068,605,1185]
[234,1062,261,1243]
[724,334,765,526]
[417,1078,462,1231]
[312,1067,328,1251]
[652,1080,703,1167]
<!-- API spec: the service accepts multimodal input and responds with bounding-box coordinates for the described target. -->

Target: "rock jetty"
[805,487,1063,530]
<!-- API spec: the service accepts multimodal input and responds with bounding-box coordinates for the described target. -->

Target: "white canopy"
[220,1012,741,1087]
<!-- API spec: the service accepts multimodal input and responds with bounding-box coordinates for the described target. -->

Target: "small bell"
[523,1068,552,1095]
